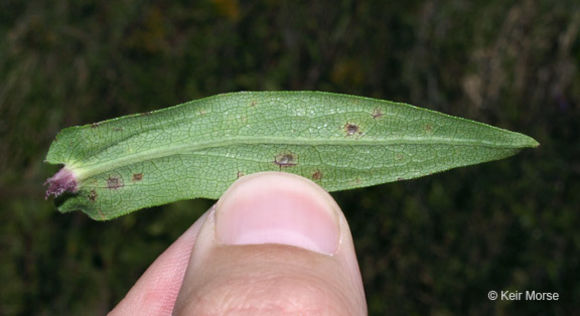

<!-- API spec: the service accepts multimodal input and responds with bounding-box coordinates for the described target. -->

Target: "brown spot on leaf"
[88,189,97,202]
[425,124,433,134]
[237,171,245,179]
[91,122,100,128]
[132,173,143,182]
[274,152,298,168]
[344,123,360,136]
[312,170,322,180]
[372,108,383,119]
[107,176,123,190]
[250,100,256,106]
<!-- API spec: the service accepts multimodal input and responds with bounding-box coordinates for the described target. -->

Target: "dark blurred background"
[1,0,578,315]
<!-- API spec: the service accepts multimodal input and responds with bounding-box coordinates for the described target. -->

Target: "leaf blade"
[45,91,538,220]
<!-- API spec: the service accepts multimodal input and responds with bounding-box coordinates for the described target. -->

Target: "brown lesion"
[88,189,98,202]
[132,173,143,182]
[372,108,384,119]
[344,123,361,136]
[237,171,245,179]
[274,152,298,169]
[424,124,433,134]
[312,170,322,181]
[107,176,124,190]
[250,100,257,106]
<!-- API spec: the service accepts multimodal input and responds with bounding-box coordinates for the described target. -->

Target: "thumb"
[173,172,367,315]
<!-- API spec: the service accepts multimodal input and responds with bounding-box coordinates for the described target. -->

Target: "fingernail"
[215,172,340,255]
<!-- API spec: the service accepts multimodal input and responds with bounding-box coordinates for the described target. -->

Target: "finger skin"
[108,211,209,316]
[174,172,366,315]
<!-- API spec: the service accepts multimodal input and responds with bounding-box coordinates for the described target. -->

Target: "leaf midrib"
[72,135,519,179]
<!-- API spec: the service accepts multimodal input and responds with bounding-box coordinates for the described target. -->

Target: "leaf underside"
[45,91,539,220]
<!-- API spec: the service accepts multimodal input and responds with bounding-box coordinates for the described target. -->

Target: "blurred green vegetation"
[1,0,579,315]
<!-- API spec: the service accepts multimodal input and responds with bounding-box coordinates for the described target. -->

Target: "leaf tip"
[44,167,78,199]
[522,135,540,149]
[507,131,540,149]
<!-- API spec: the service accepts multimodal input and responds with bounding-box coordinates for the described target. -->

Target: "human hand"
[109,172,367,315]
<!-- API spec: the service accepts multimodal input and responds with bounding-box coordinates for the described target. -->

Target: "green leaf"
[44,91,539,220]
